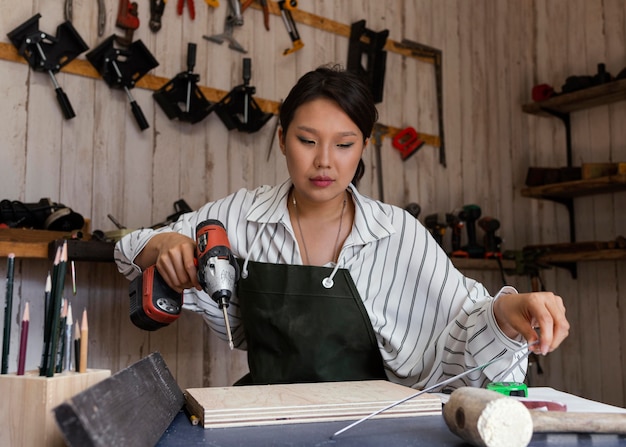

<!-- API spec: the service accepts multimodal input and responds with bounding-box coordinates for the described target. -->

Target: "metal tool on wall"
[153,43,216,124]
[150,0,167,32]
[277,0,303,55]
[7,14,89,120]
[214,58,273,133]
[86,36,159,131]
[204,0,247,53]
[347,20,389,104]
[64,0,106,36]
[397,39,446,167]
[371,124,388,201]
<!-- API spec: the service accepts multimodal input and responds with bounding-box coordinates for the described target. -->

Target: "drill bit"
[221,305,234,350]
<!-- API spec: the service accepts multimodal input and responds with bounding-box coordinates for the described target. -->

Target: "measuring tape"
[487,382,528,397]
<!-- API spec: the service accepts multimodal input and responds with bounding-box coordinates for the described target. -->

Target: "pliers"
[177,0,196,20]
[241,0,270,31]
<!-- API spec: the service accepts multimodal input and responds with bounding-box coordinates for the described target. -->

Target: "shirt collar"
[246,179,396,244]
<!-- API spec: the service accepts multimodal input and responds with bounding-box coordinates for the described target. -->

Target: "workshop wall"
[0,1,624,406]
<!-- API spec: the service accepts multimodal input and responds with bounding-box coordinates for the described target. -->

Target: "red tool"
[116,0,140,45]
[392,127,425,161]
[177,0,196,19]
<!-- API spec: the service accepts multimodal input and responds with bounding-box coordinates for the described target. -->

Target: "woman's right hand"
[135,232,202,293]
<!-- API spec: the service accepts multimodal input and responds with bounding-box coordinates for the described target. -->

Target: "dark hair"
[279,65,378,186]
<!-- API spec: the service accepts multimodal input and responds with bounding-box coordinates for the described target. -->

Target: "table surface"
[157,411,626,447]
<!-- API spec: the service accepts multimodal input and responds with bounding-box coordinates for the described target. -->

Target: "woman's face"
[279,97,367,205]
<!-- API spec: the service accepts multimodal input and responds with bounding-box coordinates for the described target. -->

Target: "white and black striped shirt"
[115,179,527,389]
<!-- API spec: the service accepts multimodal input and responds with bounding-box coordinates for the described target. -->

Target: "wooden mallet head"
[443,387,533,447]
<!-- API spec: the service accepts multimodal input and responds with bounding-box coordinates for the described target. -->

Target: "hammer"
[443,387,626,447]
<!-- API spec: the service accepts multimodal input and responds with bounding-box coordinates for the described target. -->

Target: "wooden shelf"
[522,78,626,116]
[0,229,114,262]
[521,174,626,200]
[451,257,515,271]
[537,249,626,264]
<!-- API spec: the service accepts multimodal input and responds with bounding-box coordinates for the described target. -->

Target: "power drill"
[459,204,485,258]
[129,219,240,349]
[447,211,468,258]
[424,213,448,247]
[478,216,503,258]
[195,219,240,350]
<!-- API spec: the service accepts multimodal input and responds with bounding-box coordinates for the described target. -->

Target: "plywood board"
[185,380,442,428]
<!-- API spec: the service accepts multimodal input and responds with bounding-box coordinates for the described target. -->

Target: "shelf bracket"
[540,108,572,167]
[542,196,578,278]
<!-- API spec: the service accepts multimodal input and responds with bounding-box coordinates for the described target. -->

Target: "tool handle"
[187,42,197,72]
[56,87,76,119]
[531,411,626,434]
[242,58,251,85]
[130,100,150,130]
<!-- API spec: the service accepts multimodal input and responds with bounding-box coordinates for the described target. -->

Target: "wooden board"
[185,380,442,428]
[53,352,184,447]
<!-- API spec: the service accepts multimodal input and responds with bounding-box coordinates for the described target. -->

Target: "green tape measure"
[487,382,528,397]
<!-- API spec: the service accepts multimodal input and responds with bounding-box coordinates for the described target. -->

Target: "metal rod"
[331,342,536,439]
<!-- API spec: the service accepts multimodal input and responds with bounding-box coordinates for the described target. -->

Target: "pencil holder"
[0,369,110,446]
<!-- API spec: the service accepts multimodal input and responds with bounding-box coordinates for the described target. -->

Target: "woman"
[115,65,569,388]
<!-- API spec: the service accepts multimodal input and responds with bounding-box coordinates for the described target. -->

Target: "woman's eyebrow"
[295,125,358,138]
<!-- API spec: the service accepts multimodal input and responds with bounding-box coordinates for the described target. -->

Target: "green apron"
[236,260,386,385]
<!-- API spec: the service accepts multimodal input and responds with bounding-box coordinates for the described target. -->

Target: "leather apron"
[236,260,386,385]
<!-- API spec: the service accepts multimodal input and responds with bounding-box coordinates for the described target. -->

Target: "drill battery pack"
[129,265,182,331]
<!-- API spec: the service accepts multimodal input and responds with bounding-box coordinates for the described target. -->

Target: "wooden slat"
[0,42,439,146]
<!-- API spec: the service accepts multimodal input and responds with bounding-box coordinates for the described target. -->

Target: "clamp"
[278,0,303,55]
[203,0,246,53]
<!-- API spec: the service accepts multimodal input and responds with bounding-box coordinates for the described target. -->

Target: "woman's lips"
[310,177,334,187]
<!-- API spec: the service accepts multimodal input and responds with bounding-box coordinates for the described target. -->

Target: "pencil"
[56,299,68,373]
[46,241,68,377]
[17,302,29,376]
[63,302,73,372]
[43,271,51,335]
[2,253,16,374]
[79,308,88,373]
[74,320,80,372]
[40,247,61,376]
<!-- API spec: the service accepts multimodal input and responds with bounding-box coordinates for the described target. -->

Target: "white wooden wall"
[1,1,624,407]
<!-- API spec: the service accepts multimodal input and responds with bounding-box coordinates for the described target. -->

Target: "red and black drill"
[129,220,239,349]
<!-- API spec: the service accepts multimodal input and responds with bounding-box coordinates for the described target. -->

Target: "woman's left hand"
[493,292,570,355]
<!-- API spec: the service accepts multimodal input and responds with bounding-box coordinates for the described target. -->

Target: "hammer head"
[443,387,532,447]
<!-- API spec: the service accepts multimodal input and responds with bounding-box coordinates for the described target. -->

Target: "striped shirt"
[115,179,527,389]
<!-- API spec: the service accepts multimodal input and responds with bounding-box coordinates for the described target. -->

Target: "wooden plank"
[520,174,626,199]
[522,78,626,116]
[53,352,184,447]
[185,380,441,428]
[248,1,436,64]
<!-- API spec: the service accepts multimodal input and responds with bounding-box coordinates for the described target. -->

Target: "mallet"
[443,387,626,447]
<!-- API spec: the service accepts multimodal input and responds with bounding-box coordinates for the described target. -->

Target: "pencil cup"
[0,369,110,447]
